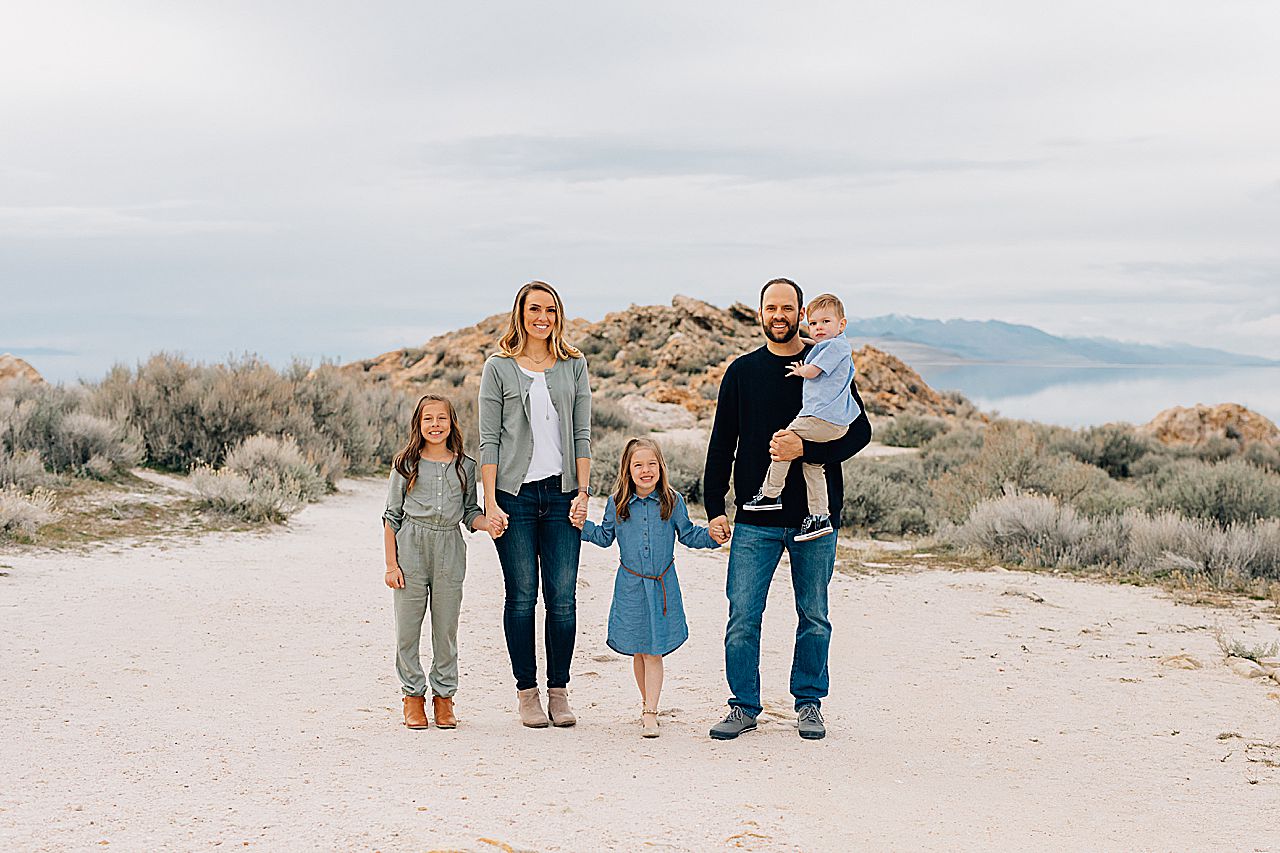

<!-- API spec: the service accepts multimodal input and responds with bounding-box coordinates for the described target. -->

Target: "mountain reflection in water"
[910,364,1280,427]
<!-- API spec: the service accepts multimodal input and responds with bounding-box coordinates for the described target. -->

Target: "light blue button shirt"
[799,337,861,426]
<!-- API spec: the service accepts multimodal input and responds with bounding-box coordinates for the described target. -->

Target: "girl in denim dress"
[577,438,725,737]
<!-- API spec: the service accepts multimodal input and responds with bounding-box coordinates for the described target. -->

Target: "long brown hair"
[393,394,470,494]
[612,437,676,522]
[496,281,582,361]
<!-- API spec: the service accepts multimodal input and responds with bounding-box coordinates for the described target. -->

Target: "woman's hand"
[384,566,405,589]
[569,492,589,528]
[487,501,509,539]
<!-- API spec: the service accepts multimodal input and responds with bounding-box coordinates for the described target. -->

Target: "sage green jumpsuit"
[383,456,483,698]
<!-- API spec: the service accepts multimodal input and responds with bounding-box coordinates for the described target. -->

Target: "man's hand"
[769,429,804,462]
[708,515,732,544]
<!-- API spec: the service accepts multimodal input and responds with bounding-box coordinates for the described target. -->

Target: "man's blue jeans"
[493,476,582,690]
[725,522,836,717]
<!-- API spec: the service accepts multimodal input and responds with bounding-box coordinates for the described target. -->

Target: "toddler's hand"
[785,361,804,377]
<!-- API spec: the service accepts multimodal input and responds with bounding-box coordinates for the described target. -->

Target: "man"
[703,278,872,741]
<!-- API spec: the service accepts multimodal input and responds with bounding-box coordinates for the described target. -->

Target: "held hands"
[487,501,509,540]
[569,492,589,529]
[769,429,803,462]
[708,515,732,545]
[384,565,405,589]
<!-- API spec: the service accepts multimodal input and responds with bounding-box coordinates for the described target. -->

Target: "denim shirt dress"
[581,491,719,656]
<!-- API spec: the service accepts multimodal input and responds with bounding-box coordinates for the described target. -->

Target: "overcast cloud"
[2,1,1278,381]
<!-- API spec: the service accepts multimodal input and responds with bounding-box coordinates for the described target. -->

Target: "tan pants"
[761,416,849,517]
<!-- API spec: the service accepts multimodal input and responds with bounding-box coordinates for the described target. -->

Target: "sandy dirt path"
[2,477,1279,852]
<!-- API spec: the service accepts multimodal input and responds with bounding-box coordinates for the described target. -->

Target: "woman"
[479,281,592,728]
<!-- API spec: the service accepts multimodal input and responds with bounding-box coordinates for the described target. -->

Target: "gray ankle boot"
[546,687,577,727]
[517,687,550,728]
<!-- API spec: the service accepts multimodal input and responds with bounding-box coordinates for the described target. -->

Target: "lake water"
[910,364,1280,427]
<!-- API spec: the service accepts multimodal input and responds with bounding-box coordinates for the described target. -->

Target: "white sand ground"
[2,477,1279,852]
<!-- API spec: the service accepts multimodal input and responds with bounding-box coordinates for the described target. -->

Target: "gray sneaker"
[797,704,826,740]
[709,706,758,740]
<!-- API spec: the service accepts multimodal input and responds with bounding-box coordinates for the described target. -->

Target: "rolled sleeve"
[383,469,407,532]
[461,459,483,530]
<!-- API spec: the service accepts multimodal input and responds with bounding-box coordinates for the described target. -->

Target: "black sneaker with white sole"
[794,514,833,542]
[742,491,783,512]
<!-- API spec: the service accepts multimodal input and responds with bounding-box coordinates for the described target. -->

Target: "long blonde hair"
[497,281,582,360]
[612,437,676,522]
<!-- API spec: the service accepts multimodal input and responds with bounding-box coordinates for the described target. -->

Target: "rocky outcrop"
[345,297,964,422]
[1141,403,1280,447]
[0,354,44,385]
[853,344,958,418]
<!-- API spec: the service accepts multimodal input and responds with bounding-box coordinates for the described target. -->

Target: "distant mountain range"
[844,315,1278,367]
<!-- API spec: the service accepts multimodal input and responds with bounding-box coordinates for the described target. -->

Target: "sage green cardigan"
[478,354,592,496]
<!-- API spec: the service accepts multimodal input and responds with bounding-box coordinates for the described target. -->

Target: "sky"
[2,1,1278,383]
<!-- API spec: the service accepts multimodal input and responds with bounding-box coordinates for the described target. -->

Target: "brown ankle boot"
[547,687,577,727]
[432,695,457,729]
[402,695,428,730]
[517,687,550,728]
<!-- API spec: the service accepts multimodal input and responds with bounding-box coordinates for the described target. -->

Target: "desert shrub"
[1069,513,1132,569]
[1125,511,1280,585]
[945,494,1089,568]
[0,447,49,490]
[931,421,1149,523]
[842,456,934,535]
[920,425,985,479]
[590,431,630,497]
[877,414,948,448]
[1241,442,1280,474]
[94,354,414,475]
[1050,423,1155,479]
[0,380,140,479]
[189,465,305,523]
[45,412,142,477]
[0,485,61,540]
[592,400,634,435]
[940,389,981,420]
[223,434,328,501]
[662,438,706,505]
[1142,458,1280,526]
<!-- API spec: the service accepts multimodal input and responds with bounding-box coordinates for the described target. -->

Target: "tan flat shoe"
[641,707,660,738]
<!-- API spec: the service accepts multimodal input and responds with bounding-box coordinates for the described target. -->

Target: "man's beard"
[762,317,799,344]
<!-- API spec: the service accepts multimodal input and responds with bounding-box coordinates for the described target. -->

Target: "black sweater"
[703,344,872,528]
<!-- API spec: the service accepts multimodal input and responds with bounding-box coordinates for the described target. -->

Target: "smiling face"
[806,306,847,341]
[522,287,558,344]
[418,400,452,447]
[628,447,661,496]
[759,281,803,344]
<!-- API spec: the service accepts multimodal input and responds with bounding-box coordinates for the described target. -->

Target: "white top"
[519,365,564,482]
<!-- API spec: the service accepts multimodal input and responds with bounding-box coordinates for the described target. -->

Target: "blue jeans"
[493,476,582,690]
[725,522,836,717]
